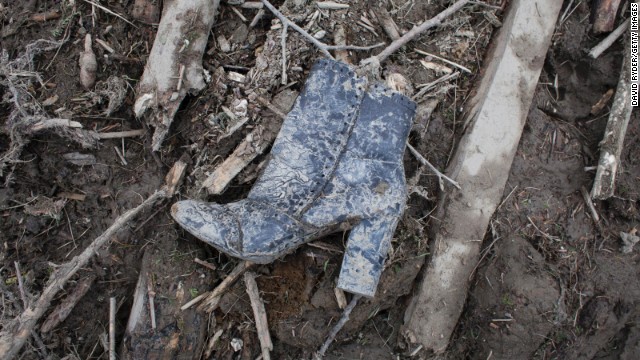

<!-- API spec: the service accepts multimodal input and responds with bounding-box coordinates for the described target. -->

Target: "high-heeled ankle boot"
[172,59,416,297]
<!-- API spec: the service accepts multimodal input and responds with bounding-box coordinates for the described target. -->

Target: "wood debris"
[593,0,622,33]
[402,0,562,352]
[41,275,96,333]
[0,161,188,358]
[591,33,633,200]
[134,0,221,150]
[79,34,97,89]
[244,271,273,360]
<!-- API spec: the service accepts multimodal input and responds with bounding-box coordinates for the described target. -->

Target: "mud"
[1,0,638,359]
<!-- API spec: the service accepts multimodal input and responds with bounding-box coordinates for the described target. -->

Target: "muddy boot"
[172,59,416,297]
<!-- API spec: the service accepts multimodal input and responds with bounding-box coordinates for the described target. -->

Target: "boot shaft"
[249,60,415,219]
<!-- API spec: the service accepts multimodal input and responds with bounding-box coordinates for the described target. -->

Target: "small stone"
[313,30,326,39]
[230,338,243,352]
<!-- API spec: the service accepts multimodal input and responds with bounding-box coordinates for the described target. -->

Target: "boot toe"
[171,200,242,255]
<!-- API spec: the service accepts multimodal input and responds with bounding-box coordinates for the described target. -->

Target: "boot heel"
[337,216,400,297]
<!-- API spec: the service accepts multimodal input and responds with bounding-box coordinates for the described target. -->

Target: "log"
[134,0,220,150]
[590,33,633,200]
[402,0,563,353]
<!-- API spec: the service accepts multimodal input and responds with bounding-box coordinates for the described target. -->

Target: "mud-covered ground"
[1,0,638,359]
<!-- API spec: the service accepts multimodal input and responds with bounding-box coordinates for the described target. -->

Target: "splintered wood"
[591,33,633,200]
[402,0,563,353]
[244,272,273,360]
[134,0,220,150]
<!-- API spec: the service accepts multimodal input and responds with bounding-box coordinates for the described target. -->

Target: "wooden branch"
[202,95,287,195]
[589,18,629,59]
[197,261,254,312]
[97,129,146,139]
[202,129,274,194]
[407,143,461,190]
[0,161,187,359]
[374,7,400,41]
[244,271,273,360]
[593,0,623,34]
[316,295,361,358]
[134,0,220,150]
[363,0,470,65]
[260,0,384,60]
[40,274,96,333]
[591,33,633,200]
[109,297,116,360]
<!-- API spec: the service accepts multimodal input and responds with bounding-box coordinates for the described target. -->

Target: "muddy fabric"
[172,59,416,297]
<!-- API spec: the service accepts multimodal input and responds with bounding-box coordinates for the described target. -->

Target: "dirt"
[0,0,639,359]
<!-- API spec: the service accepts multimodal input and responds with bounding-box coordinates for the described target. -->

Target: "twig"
[317,1,350,10]
[589,18,629,59]
[198,261,254,312]
[231,6,248,22]
[109,297,116,360]
[29,118,83,132]
[30,10,61,22]
[41,274,96,333]
[180,261,253,311]
[363,0,470,65]
[527,216,561,242]
[146,272,157,330]
[316,295,361,358]
[194,258,217,271]
[415,49,472,74]
[468,1,501,10]
[113,146,127,166]
[95,38,115,53]
[250,9,266,28]
[591,32,633,199]
[260,0,384,60]
[97,129,146,139]
[412,72,460,101]
[580,186,600,222]
[281,23,289,85]
[80,0,138,28]
[0,161,187,359]
[244,272,273,360]
[14,262,27,310]
[406,143,461,190]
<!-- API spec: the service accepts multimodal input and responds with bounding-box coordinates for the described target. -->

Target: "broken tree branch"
[589,18,629,59]
[202,95,287,195]
[0,161,187,359]
[260,0,384,60]
[134,0,220,150]
[362,0,470,65]
[591,33,633,200]
[316,295,361,358]
[244,271,273,360]
[109,297,116,360]
[407,143,461,190]
[179,261,254,312]
[40,274,96,333]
